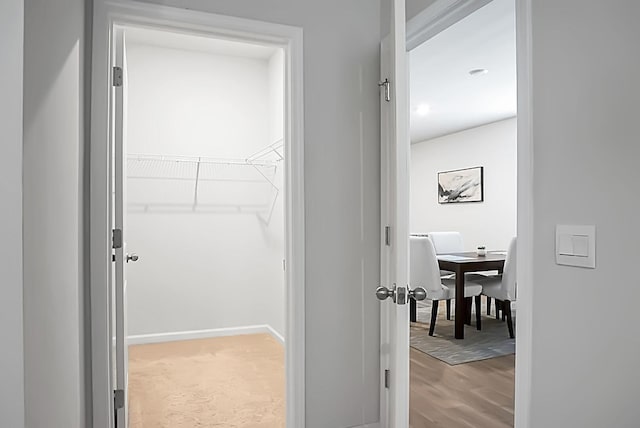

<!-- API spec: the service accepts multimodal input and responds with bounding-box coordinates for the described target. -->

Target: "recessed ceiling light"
[469,68,489,76]
[415,104,431,116]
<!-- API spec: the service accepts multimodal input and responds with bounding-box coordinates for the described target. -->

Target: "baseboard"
[348,423,381,428]
[266,324,285,345]
[128,324,285,345]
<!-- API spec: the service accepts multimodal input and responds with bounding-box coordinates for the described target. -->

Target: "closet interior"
[122,26,286,427]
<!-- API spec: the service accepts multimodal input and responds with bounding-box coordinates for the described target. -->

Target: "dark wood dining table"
[411,252,506,339]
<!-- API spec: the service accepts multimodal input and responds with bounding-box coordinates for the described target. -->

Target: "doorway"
[90,3,305,427]
[378,0,532,426]
[407,0,517,426]
[122,26,286,427]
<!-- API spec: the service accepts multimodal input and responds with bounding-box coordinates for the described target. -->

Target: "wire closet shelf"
[126,140,283,222]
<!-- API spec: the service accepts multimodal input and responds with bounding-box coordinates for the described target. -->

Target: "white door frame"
[89,2,305,427]
[382,0,534,426]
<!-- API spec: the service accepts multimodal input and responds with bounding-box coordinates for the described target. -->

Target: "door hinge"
[112,228,122,249]
[384,369,390,388]
[378,78,391,102]
[385,226,391,246]
[114,389,125,409]
[112,66,123,87]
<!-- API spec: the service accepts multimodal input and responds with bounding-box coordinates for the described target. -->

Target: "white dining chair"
[477,237,517,338]
[426,231,463,311]
[410,236,483,336]
[427,230,491,315]
[427,231,464,254]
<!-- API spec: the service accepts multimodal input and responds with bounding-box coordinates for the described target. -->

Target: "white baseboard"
[128,324,286,346]
[348,423,381,428]
[266,324,285,345]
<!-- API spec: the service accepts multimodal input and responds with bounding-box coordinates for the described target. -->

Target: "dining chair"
[410,236,483,336]
[477,237,517,338]
[426,231,464,317]
[427,231,464,254]
[428,230,491,316]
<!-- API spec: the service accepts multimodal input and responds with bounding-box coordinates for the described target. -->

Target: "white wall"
[527,1,640,426]
[0,0,25,426]
[23,0,86,427]
[410,118,517,251]
[125,43,286,339]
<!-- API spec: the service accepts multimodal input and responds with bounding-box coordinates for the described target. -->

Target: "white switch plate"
[556,225,596,268]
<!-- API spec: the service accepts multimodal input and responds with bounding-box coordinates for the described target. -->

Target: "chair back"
[502,237,517,300]
[428,231,464,254]
[410,236,443,294]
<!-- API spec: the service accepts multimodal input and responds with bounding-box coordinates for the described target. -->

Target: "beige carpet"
[128,333,285,428]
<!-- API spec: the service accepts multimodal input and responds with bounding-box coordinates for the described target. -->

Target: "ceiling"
[409,0,516,143]
[124,27,278,60]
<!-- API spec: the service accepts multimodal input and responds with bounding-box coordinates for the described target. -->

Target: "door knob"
[409,286,427,301]
[126,253,139,263]
[376,285,396,302]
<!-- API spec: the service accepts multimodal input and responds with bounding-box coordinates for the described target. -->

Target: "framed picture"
[438,166,484,204]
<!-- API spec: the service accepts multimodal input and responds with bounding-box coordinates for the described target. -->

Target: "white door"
[378,0,420,427]
[112,28,132,428]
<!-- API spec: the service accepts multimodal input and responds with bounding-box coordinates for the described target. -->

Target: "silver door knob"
[126,253,139,263]
[376,285,396,302]
[409,286,427,301]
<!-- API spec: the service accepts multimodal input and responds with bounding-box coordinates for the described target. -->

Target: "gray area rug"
[410,299,515,365]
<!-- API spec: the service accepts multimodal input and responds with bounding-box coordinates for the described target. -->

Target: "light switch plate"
[556,225,596,268]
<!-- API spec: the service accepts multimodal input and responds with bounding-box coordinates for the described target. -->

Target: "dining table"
[411,251,506,339]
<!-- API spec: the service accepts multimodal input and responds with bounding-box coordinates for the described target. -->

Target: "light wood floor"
[410,348,515,428]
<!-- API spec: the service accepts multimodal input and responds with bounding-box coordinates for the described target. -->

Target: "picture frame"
[438,166,484,204]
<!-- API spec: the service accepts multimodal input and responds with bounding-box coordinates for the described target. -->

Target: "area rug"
[411,300,515,365]
[128,333,285,428]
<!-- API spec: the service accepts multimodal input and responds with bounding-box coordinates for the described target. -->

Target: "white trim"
[283,9,306,428]
[379,0,411,425]
[406,0,492,51]
[403,1,534,427]
[90,2,304,428]
[266,324,286,345]
[378,37,391,427]
[348,423,381,428]
[514,0,533,427]
[127,325,285,345]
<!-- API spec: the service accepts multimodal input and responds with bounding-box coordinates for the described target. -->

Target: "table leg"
[455,269,465,339]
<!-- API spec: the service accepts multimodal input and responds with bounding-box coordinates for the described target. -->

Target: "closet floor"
[128,333,285,428]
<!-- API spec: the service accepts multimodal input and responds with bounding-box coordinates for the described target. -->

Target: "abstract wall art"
[438,166,484,204]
